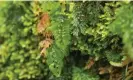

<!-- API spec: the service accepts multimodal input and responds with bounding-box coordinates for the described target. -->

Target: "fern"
[46,44,64,77]
[46,16,71,77]
[40,2,72,77]
[49,16,71,54]
[72,67,99,80]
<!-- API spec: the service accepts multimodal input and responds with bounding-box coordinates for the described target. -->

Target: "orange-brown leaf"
[85,57,95,69]
[39,38,52,48]
[37,13,50,33]
[39,38,53,57]
[99,67,110,75]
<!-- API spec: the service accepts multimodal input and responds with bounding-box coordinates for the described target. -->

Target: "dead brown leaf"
[85,57,95,69]
[37,13,50,33]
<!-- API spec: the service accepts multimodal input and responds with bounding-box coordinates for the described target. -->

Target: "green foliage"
[40,2,72,77]
[109,3,133,59]
[46,18,71,77]
[72,67,99,80]
[1,1,133,80]
[72,1,123,62]
[0,2,47,80]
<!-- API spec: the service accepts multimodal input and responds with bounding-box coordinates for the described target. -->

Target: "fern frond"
[46,15,72,77]
[72,67,99,80]
[46,44,64,77]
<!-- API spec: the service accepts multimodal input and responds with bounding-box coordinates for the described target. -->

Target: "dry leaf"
[99,66,111,75]
[109,67,122,80]
[85,57,95,69]
[39,38,53,57]
[37,13,50,33]
[125,64,133,80]
[39,39,53,48]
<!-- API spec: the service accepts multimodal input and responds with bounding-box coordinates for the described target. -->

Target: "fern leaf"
[46,44,64,77]
[72,67,99,80]
[46,16,71,77]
